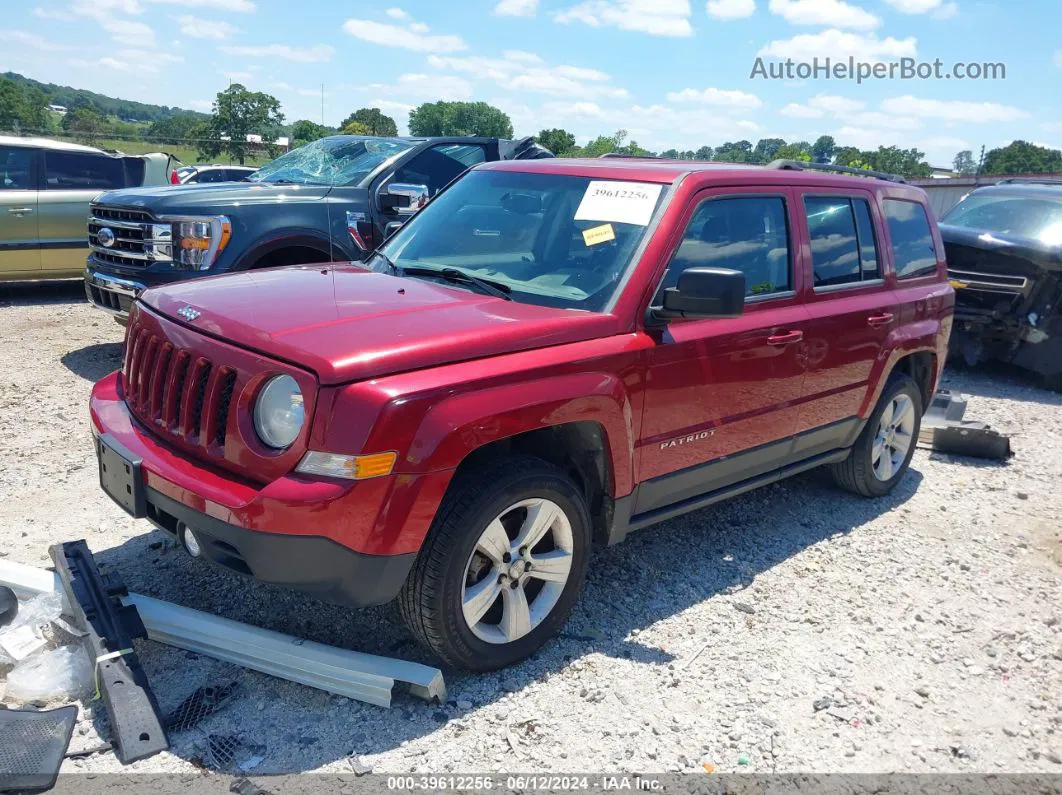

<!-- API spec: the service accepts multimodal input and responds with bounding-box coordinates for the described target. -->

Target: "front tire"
[830,374,923,498]
[398,456,591,671]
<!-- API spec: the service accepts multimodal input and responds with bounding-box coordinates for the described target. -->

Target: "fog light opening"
[179,524,202,558]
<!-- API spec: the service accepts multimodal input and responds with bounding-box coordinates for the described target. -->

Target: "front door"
[0,145,40,276]
[635,187,810,516]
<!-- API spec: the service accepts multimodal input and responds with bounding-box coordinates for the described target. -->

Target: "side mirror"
[381,183,429,216]
[500,192,543,215]
[658,267,745,320]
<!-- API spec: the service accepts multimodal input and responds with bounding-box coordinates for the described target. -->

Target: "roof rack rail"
[767,159,907,184]
[995,177,1062,186]
[598,152,661,159]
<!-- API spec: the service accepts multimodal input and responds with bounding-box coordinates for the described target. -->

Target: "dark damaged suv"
[941,180,1062,388]
[84,135,551,320]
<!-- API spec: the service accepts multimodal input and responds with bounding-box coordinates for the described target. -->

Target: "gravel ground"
[1,280,1061,776]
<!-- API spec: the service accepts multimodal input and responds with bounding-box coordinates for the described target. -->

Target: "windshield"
[943,193,1062,246]
[247,136,413,187]
[372,170,667,311]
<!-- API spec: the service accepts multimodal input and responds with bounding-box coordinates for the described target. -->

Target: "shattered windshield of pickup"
[247,136,413,187]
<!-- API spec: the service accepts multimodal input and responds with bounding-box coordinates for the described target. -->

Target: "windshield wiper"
[402,266,513,300]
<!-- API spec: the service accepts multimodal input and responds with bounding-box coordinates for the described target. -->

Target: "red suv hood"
[142,264,620,384]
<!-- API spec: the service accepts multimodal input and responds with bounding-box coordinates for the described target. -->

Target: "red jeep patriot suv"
[90,157,954,670]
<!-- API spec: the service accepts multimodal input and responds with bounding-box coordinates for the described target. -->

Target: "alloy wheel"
[461,498,574,645]
[872,393,916,481]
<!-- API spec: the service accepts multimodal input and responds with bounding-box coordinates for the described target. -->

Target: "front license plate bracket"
[97,434,147,518]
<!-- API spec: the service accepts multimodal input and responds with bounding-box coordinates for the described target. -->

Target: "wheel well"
[893,351,936,409]
[454,423,615,546]
[250,245,332,269]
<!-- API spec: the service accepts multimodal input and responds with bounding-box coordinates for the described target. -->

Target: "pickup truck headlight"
[253,375,304,449]
[163,215,232,270]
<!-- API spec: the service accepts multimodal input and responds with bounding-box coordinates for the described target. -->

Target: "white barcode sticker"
[574,181,663,226]
[0,624,47,661]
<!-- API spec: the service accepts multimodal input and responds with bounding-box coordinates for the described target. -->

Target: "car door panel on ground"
[636,187,810,514]
[39,149,125,274]
[795,190,898,435]
[0,145,40,275]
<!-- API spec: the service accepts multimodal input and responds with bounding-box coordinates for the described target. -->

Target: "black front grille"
[92,206,153,224]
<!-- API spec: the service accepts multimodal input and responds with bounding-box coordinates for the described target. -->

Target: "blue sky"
[2,0,1060,166]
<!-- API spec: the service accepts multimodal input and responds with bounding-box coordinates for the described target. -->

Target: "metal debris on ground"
[0,586,16,628]
[918,390,1013,460]
[204,733,243,769]
[165,681,240,733]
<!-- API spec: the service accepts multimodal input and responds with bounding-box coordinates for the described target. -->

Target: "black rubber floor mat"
[0,704,78,793]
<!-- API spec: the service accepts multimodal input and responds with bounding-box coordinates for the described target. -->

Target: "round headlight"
[254,375,304,449]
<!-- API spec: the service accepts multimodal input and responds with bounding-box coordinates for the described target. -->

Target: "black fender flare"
[231,231,353,271]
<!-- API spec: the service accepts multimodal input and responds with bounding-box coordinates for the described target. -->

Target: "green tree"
[774,141,812,162]
[199,84,284,164]
[147,112,206,145]
[982,140,1062,175]
[695,145,714,160]
[714,140,753,163]
[864,145,932,178]
[340,120,371,135]
[408,101,513,138]
[660,148,680,159]
[340,107,398,137]
[811,135,836,164]
[0,76,48,132]
[752,138,786,164]
[61,106,106,141]
[832,146,863,166]
[568,129,651,158]
[952,150,976,175]
[291,119,330,146]
[536,128,576,155]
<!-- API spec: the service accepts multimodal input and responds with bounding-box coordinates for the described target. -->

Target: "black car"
[174,164,259,184]
[85,135,552,320]
[941,180,1062,388]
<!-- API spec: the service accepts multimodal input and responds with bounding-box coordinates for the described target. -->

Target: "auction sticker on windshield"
[575,181,663,226]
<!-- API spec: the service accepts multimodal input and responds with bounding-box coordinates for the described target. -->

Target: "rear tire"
[397,456,591,671]
[830,374,923,498]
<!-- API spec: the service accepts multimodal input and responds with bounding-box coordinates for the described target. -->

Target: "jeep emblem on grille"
[178,305,201,322]
[97,227,116,248]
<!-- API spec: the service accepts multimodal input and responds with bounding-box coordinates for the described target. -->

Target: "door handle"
[766,330,804,347]
[7,208,34,215]
[867,312,895,328]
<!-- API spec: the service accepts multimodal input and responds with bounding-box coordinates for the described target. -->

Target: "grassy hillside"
[91,138,274,167]
[3,72,207,123]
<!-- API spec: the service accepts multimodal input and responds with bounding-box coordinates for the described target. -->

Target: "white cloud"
[882,0,943,11]
[342,19,466,52]
[933,2,958,18]
[553,0,693,37]
[188,99,214,111]
[385,7,411,20]
[706,0,755,19]
[495,0,539,16]
[1055,51,1062,68]
[32,7,69,19]
[758,28,916,61]
[68,0,156,45]
[666,87,763,110]
[222,70,253,81]
[355,74,475,102]
[768,0,879,29]
[100,19,156,45]
[881,96,1030,123]
[848,111,921,131]
[1044,122,1062,134]
[220,43,334,62]
[780,102,823,119]
[778,93,865,118]
[409,21,430,33]
[145,0,255,11]
[0,30,75,51]
[177,14,236,39]
[427,51,628,99]
[71,49,182,74]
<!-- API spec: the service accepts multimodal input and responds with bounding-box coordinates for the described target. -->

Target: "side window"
[394,144,485,196]
[885,199,938,279]
[0,146,36,191]
[660,196,791,299]
[804,196,881,287]
[44,151,125,190]
[196,169,230,183]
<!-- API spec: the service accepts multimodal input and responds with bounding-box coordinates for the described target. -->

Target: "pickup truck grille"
[124,325,237,449]
[89,205,172,268]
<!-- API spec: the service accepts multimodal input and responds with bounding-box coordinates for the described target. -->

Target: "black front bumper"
[143,487,416,608]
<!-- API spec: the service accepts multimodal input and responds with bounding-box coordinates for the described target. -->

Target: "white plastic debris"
[0,590,63,665]
[6,644,93,703]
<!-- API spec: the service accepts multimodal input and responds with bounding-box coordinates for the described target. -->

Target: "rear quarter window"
[885,199,938,279]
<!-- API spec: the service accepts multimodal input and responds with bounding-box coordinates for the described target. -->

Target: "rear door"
[635,187,810,516]
[39,149,126,275]
[794,189,896,441]
[0,144,40,276]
